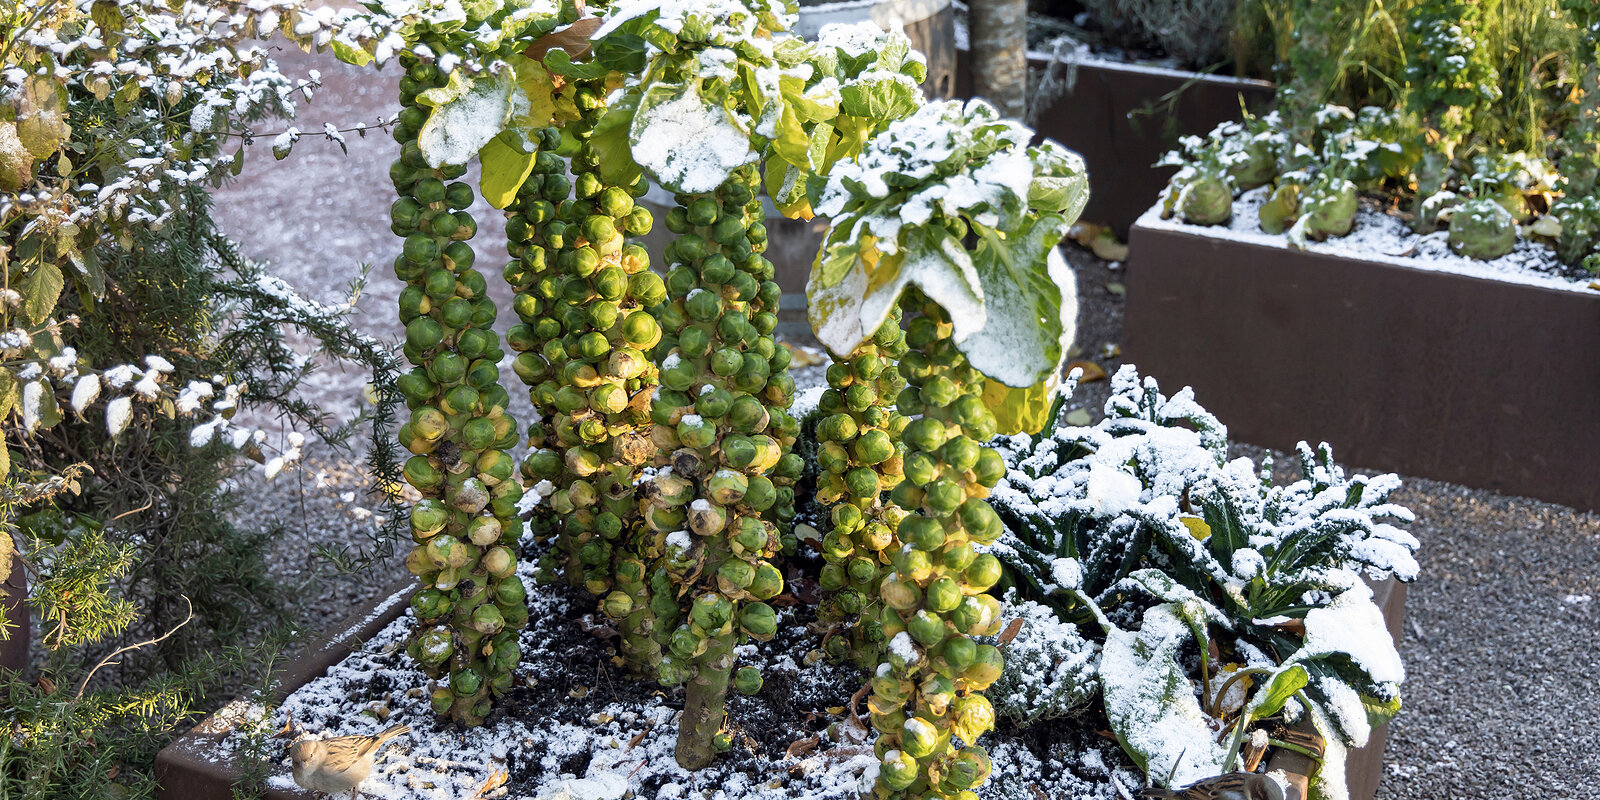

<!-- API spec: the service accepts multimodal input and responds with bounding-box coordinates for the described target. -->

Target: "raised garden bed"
[954,49,1272,237]
[1124,201,1600,512]
[153,569,1404,799]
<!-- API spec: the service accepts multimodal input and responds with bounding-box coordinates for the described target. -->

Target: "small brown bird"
[1140,772,1286,800]
[288,723,410,799]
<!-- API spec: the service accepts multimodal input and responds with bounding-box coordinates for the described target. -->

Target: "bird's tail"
[373,723,411,745]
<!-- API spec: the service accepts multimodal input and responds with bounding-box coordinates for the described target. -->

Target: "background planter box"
[1124,214,1600,512]
[955,50,1273,237]
[153,574,1405,799]
[153,580,416,800]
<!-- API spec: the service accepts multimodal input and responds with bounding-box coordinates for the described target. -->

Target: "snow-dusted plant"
[987,365,1419,799]
[984,596,1098,725]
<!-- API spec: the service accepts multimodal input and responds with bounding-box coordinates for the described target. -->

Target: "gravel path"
[210,45,1600,800]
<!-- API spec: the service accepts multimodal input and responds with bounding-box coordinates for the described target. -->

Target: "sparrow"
[288,723,410,799]
[1139,772,1286,800]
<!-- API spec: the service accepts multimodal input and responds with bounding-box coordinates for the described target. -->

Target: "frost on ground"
[1139,187,1595,294]
[211,536,1146,799]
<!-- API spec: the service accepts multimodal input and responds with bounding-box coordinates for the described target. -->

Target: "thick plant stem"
[869,293,1007,797]
[392,53,527,728]
[676,631,735,770]
[640,166,801,766]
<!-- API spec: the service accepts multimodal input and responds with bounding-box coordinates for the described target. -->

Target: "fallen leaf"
[524,17,604,62]
[1067,221,1107,248]
[996,617,1025,646]
[788,345,827,368]
[1104,281,1126,296]
[1066,360,1107,383]
[1100,343,1122,359]
[1063,408,1093,427]
[785,735,820,759]
[472,769,509,799]
[1091,231,1129,262]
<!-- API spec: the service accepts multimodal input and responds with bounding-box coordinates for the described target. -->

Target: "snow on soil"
[1138,187,1598,295]
[213,544,1142,799]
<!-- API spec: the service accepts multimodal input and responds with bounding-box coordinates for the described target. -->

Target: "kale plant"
[985,366,1418,799]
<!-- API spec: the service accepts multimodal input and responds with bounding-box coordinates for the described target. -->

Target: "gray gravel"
[210,44,1600,800]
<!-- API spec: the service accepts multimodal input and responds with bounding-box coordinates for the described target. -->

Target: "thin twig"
[75,595,194,700]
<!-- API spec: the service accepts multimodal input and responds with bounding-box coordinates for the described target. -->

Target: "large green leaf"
[22,261,64,325]
[957,214,1074,387]
[418,71,515,167]
[629,81,754,193]
[1100,603,1228,787]
[543,49,610,81]
[807,225,985,358]
[839,73,921,125]
[478,132,536,209]
[590,89,643,187]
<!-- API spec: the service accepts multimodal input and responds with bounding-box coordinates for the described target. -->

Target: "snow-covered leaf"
[961,223,1076,387]
[419,71,515,168]
[629,81,755,194]
[105,396,133,437]
[807,225,984,357]
[1100,603,1227,787]
[70,374,101,416]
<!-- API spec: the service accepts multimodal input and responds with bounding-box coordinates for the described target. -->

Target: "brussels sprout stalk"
[501,79,666,678]
[392,52,529,727]
[870,291,1007,798]
[640,166,800,769]
[814,309,912,666]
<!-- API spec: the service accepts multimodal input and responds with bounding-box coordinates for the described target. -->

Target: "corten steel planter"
[955,49,1273,237]
[154,579,416,800]
[1,552,28,673]
[153,573,1405,798]
[1124,212,1600,512]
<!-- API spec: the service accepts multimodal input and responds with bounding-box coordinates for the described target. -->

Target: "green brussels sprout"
[1449,196,1517,260]
[879,749,919,791]
[733,666,763,695]
[738,601,777,638]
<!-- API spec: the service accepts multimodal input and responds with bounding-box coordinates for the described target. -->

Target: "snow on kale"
[985,365,1419,798]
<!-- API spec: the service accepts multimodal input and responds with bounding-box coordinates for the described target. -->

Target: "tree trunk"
[969,0,1029,119]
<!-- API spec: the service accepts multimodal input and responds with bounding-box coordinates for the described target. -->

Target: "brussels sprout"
[733,665,764,695]
[1449,196,1517,260]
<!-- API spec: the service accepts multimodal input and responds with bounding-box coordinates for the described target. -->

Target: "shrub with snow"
[984,365,1420,799]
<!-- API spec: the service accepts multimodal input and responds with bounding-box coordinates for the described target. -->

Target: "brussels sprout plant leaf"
[807,225,985,358]
[478,132,536,209]
[542,48,610,81]
[590,89,643,186]
[418,71,515,168]
[959,216,1074,388]
[629,81,755,193]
